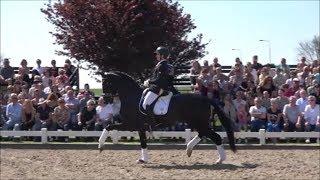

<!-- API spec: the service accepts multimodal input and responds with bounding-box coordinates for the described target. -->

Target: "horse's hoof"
[136,159,147,164]
[215,157,226,164]
[99,147,103,153]
[186,148,192,157]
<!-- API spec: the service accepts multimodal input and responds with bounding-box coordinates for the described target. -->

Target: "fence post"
[13,124,20,138]
[111,130,119,144]
[259,129,266,145]
[41,128,48,144]
[185,129,191,144]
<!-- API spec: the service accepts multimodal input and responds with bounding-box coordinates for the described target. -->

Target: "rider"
[142,46,177,116]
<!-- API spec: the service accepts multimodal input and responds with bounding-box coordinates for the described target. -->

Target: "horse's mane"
[107,71,141,89]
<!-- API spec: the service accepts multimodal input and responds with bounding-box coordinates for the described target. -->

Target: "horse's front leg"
[137,130,149,163]
[98,123,123,153]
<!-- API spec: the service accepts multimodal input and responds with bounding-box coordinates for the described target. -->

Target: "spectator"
[18,59,31,85]
[208,80,221,105]
[77,99,97,131]
[251,55,263,72]
[49,60,59,77]
[195,68,212,96]
[299,57,308,68]
[84,83,95,97]
[21,99,36,131]
[64,90,79,130]
[189,60,202,86]
[64,59,77,77]
[282,84,295,98]
[46,93,59,111]
[212,57,221,68]
[261,91,271,109]
[297,66,309,86]
[78,91,92,111]
[4,93,22,130]
[95,96,113,131]
[258,67,270,86]
[55,68,69,90]
[249,97,267,132]
[275,89,289,111]
[32,59,45,75]
[213,67,229,86]
[42,68,52,88]
[266,98,282,132]
[278,58,290,77]
[245,62,258,84]
[232,91,247,112]
[229,64,244,88]
[273,68,287,89]
[283,96,303,132]
[222,95,237,129]
[0,58,14,80]
[236,103,249,132]
[296,89,308,113]
[304,95,320,143]
[285,70,297,88]
[52,98,70,131]
[34,99,53,131]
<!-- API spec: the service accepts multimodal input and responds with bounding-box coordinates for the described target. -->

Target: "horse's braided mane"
[107,71,141,88]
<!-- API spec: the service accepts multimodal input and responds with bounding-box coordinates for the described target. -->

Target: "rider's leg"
[142,91,159,110]
[207,129,226,164]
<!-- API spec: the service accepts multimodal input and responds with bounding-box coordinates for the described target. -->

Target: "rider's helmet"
[154,46,170,58]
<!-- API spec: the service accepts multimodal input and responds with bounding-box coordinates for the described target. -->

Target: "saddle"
[139,89,173,116]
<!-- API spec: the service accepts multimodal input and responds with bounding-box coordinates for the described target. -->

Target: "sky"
[1,0,319,88]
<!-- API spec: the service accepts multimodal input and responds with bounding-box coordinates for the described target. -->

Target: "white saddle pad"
[153,92,173,115]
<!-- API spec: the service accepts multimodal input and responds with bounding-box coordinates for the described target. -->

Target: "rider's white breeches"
[142,91,158,110]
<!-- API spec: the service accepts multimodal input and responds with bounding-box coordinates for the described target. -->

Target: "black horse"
[98,71,236,163]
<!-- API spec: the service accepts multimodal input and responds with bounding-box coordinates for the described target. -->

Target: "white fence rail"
[1,128,319,145]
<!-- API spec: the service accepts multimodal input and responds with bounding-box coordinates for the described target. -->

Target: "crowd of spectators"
[0,55,319,143]
[0,58,120,141]
[190,55,320,142]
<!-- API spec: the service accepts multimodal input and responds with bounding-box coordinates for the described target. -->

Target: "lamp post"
[231,48,242,60]
[259,40,271,64]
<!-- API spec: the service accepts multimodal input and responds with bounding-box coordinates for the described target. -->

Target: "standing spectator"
[189,60,202,87]
[32,59,45,75]
[299,57,308,68]
[212,57,221,68]
[64,59,77,77]
[251,55,263,72]
[0,58,14,80]
[278,58,290,77]
[296,90,308,113]
[283,96,303,132]
[249,97,267,132]
[77,100,97,131]
[18,59,31,86]
[266,98,282,132]
[20,99,36,131]
[84,83,95,97]
[95,96,113,131]
[49,60,59,77]
[4,93,22,130]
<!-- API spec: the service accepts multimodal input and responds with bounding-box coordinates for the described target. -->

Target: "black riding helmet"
[154,46,170,58]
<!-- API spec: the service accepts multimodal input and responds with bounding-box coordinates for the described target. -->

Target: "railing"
[1,129,319,145]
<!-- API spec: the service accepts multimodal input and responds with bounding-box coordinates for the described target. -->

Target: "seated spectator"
[0,58,14,80]
[283,96,303,132]
[34,99,53,131]
[46,93,59,111]
[299,57,308,68]
[229,64,244,88]
[78,91,92,112]
[3,93,22,130]
[77,100,97,131]
[251,55,263,72]
[258,67,270,86]
[245,62,258,85]
[55,68,69,90]
[42,68,52,88]
[296,89,308,113]
[212,57,221,68]
[257,76,276,97]
[261,91,271,109]
[297,66,309,86]
[52,98,70,131]
[21,99,36,131]
[266,98,283,132]
[195,68,212,96]
[282,84,295,98]
[213,67,229,86]
[18,59,31,86]
[189,60,202,86]
[95,96,113,131]
[285,70,297,88]
[64,90,79,130]
[249,97,267,132]
[303,95,320,133]
[232,91,246,112]
[64,59,77,77]
[208,80,222,105]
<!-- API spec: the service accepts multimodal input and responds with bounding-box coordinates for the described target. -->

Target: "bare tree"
[297,35,320,62]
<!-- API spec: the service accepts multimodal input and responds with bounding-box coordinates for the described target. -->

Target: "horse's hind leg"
[206,129,226,164]
[137,130,149,163]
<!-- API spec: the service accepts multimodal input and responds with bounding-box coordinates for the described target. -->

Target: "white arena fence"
[1,128,319,145]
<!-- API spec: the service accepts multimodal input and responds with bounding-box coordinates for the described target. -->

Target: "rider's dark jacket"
[149,60,176,94]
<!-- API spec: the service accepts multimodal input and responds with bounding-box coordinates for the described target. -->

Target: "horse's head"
[102,71,142,97]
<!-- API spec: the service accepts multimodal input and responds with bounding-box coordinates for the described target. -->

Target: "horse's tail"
[210,101,237,153]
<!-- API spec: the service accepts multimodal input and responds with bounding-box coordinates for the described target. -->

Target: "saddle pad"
[153,92,173,115]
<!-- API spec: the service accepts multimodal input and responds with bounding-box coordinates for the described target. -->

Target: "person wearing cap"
[0,58,14,80]
[142,46,177,116]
